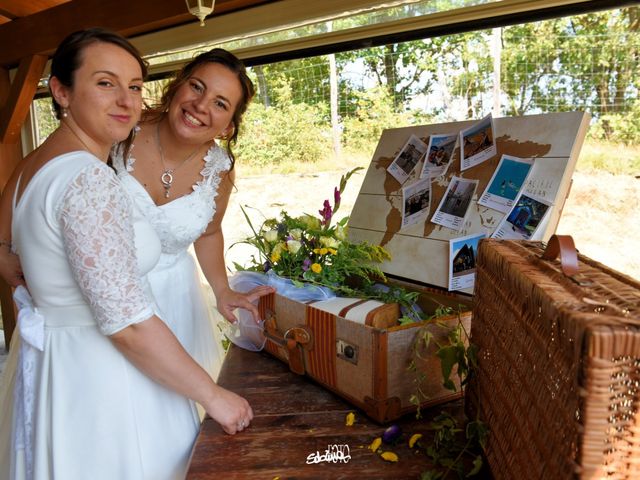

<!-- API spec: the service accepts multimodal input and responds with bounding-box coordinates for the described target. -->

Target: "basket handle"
[541,234,579,277]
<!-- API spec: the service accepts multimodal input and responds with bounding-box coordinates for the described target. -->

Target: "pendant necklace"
[155,122,201,198]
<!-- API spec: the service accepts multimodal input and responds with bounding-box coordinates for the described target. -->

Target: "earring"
[61,108,68,118]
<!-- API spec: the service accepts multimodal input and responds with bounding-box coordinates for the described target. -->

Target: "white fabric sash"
[13,285,44,480]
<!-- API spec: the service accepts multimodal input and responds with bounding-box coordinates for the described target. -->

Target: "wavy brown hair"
[144,49,255,170]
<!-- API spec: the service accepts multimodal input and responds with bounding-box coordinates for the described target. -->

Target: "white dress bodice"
[113,144,231,258]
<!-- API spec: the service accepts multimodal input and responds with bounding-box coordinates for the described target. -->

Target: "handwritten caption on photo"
[306,444,351,464]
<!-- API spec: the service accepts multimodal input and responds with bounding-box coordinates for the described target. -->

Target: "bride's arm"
[194,169,273,324]
[60,162,252,434]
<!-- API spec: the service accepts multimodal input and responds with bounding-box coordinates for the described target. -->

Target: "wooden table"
[186,345,467,479]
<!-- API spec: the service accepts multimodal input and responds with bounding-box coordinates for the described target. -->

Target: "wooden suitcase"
[259,284,472,423]
[258,112,589,423]
[467,235,640,479]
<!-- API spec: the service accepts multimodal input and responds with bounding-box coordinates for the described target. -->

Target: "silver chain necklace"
[155,122,201,198]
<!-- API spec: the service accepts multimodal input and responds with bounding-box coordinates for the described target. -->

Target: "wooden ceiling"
[0,0,278,68]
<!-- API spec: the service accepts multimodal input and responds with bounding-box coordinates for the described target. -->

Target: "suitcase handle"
[541,234,579,277]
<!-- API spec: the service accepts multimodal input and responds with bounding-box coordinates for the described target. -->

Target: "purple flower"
[334,187,341,211]
[302,258,312,271]
[319,199,333,226]
[263,261,272,272]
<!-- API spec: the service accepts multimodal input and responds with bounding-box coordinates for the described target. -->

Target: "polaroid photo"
[491,193,553,240]
[387,134,429,184]
[460,113,497,171]
[478,155,534,213]
[431,176,479,231]
[420,133,458,179]
[449,232,486,292]
[401,176,432,230]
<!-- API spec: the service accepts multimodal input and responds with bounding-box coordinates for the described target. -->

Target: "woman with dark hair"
[112,49,273,388]
[0,29,252,480]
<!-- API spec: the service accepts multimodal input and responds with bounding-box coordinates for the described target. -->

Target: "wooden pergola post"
[0,54,47,349]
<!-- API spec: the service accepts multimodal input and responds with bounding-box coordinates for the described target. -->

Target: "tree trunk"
[254,65,270,107]
[383,44,398,108]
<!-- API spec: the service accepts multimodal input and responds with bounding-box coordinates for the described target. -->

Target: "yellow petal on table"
[369,437,382,452]
[380,451,399,462]
[345,411,356,426]
[408,433,423,448]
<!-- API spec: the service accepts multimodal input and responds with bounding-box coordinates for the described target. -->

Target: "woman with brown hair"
[0,29,252,480]
[112,49,273,390]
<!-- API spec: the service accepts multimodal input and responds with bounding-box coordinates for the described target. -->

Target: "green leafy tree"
[236,81,331,167]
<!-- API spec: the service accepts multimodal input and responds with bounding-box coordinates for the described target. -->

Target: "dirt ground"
[223,170,640,282]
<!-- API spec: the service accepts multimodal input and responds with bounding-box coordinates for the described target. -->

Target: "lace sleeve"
[58,163,154,335]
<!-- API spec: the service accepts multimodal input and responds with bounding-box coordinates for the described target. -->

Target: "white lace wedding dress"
[113,144,229,386]
[0,153,199,480]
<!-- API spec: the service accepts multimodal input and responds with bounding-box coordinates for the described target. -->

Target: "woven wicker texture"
[467,239,640,480]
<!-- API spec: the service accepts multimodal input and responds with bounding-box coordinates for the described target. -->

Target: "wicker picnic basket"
[467,235,640,479]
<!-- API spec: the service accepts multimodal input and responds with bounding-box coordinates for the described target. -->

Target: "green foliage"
[419,413,488,479]
[33,98,58,144]
[232,168,420,304]
[236,81,332,167]
[407,307,486,479]
[341,86,415,155]
[588,99,640,145]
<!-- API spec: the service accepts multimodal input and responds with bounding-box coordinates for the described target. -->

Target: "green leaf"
[436,345,459,391]
[466,456,484,477]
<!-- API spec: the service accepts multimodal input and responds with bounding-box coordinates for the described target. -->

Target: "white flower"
[335,225,347,240]
[290,228,303,240]
[286,239,302,254]
[320,236,340,248]
[263,230,278,242]
[298,214,321,230]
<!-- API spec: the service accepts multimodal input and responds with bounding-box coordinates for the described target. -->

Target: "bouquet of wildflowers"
[234,168,415,306]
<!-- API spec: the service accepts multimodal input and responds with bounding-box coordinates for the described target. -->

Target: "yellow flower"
[408,433,423,448]
[380,451,399,462]
[327,248,337,255]
[319,248,328,255]
[270,242,286,263]
[369,437,382,452]
[345,412,356,426]
[311,263,322,274]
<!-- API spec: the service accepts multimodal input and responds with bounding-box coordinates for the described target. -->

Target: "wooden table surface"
[186,345,466,480]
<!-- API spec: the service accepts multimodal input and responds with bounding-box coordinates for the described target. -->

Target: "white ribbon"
[12,285,43,480]
[14,285,44,351]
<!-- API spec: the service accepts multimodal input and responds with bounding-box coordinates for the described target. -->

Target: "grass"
[238,139,640,178]
[576,139,640,176]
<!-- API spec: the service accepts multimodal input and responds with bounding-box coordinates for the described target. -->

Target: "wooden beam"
[0,65,19,349]
[0,142,19,350]
[0,0,70,18]
[0,54,47,143]
[0,0,276,69]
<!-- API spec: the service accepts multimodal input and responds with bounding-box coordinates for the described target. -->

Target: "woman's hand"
[215,285,275,324]
[0,247,25,288]
[204,386,254,435]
